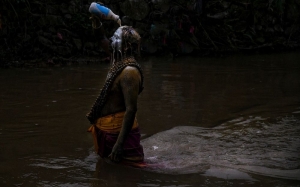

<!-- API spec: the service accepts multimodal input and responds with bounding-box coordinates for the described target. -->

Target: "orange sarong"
[87,111,144,163]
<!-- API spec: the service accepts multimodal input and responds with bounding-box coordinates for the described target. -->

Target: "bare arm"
[109,66,141,162]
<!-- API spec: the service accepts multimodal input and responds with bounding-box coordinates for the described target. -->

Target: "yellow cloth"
[95,111,138,132]
[87,111,139,153]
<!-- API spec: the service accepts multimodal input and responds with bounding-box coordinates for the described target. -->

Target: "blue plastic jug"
[89,2,121,26]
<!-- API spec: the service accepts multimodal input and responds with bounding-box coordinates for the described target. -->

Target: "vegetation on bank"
[1,0,299,66]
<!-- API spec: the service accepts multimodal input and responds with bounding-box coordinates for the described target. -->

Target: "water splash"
[110,26,141,64]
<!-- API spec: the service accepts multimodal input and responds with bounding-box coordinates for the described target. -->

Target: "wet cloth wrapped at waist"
[91,111,138,133]
[87,111,144,162]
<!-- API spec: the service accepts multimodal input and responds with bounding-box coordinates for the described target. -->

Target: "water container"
[89,2,121,26]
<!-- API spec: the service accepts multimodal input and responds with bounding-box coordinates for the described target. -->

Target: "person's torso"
[100,66,141,116]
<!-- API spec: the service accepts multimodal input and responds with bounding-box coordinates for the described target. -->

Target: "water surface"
[0,52,300,187]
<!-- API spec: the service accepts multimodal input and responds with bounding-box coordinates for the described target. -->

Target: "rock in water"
[141,115,300,180]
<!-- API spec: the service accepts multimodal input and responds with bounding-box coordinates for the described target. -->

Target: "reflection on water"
[0,52,300,187]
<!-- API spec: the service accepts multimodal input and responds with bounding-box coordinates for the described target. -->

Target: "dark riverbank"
[1,0,299,67]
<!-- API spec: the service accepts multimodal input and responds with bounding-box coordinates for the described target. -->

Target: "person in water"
[86,26,145,166]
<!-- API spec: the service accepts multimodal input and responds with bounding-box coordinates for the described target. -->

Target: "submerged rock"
[141,115,300,180]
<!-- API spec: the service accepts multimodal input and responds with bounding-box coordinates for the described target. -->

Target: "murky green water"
[0,52,300,187]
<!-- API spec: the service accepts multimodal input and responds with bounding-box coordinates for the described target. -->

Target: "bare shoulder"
[123,66,139,73]
[120,66,141,78]
[118,66,141,87]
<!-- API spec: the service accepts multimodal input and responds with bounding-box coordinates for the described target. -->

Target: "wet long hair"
[110,26,141,64]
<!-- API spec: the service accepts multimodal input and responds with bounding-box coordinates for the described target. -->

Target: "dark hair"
[110,26,141,63]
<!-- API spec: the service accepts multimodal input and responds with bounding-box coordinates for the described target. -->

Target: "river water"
[0,52,300,187]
